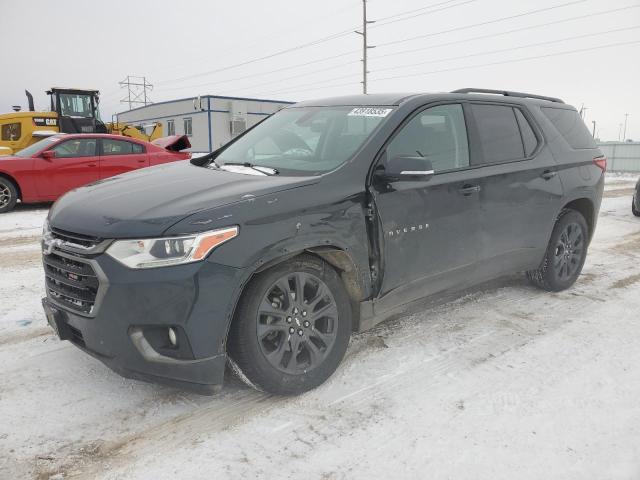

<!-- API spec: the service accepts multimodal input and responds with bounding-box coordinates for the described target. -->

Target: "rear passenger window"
[541,107,596,149]
[102,139,144,155]
[514,108,538,156]
[470,104,524,163]
[387,103,469,173]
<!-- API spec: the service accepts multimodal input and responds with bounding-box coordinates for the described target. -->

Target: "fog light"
[168,327,178,346]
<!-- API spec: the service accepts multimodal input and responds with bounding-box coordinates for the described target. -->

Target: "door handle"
[88,163,97,167]
[458,184,481,196]
[541,170,557,180]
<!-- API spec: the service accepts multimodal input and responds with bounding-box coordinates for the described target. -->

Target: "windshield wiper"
[219,162,279,176]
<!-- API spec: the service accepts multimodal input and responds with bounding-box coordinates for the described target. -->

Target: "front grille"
[51,227,102,250]
[44,252,99,314]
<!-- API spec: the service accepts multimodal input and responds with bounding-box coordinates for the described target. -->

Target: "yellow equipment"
[0,88,163,156]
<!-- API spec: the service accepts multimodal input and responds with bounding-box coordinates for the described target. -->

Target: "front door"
[33,137,100,198]
[370,103,482,306]
[99,138,149,179]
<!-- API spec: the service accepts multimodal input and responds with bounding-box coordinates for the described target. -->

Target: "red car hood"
[151,135,191,152]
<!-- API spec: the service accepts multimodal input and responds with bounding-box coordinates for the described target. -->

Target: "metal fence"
[598,142,640,173]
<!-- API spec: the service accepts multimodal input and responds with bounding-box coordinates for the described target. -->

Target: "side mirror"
[42,150,56,160]
[376,155,434,181]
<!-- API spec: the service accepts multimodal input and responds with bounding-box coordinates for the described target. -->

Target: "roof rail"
[451,88,564,104]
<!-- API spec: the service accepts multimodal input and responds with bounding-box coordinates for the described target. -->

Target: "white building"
[117,95,294,152]
[597,141,640,173]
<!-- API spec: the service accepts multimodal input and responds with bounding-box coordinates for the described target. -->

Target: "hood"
[151,135,191,152]
[49,161,318,238]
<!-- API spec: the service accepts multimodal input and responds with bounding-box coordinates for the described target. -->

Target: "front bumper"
[42,248,247,394]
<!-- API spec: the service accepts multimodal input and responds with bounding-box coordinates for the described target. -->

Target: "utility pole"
[623,113,629,141]
[119,76,153,111]
[355,0,375,94]
[591,120,596,139]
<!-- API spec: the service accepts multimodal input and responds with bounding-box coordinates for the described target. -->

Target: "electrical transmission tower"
[119,76,153,110]
[355,0,375,94]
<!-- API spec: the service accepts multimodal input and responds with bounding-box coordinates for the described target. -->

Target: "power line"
[378,0,586,49]
[157,28,357,86]
[220,25,637,98]
[156,0,478,88]
[371,39,640,82]
[160,51,361,93]
[369,4,640,60]
[372,25,640,74]
[256,38,638,97]
[370,0,476,29]
[157,0,593,96]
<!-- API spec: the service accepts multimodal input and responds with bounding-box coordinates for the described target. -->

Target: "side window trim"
[467,100,544,168]
[374,101,472,176]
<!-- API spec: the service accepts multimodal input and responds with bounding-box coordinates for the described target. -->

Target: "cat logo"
[388,223,429,237]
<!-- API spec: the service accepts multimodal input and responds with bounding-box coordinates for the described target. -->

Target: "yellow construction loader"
[0,88,162,155]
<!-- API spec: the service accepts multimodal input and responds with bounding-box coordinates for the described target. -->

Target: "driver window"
[387,104,469,173]
[52,138,96,158]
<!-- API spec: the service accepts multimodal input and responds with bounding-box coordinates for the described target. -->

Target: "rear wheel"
[0,178,18,214]
[527,209,589,292]
[227,255,352,395]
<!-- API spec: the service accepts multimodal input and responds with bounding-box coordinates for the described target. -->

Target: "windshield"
[58,93,94,118]
[15,137,61,157]
[214,106,393,175]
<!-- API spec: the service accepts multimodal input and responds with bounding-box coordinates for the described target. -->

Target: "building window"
[167,119,175,136]
[183,117,192,136]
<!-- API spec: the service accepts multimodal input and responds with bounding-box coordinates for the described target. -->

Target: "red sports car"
[0,134,191,213]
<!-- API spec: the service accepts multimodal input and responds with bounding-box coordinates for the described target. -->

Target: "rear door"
[33,137,99,198]
[99,138,149,179]
[467,102,564,269]
[370,103,482,305]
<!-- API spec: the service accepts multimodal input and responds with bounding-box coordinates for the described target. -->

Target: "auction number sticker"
[348,107,393,117]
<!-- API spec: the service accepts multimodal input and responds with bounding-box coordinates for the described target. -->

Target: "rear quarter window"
[541,107,596,149]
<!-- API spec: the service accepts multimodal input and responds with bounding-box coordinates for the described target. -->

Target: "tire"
[0,177,18,214]
[227,254,352,395]
[633,195,640,217]
[527,209,589,292]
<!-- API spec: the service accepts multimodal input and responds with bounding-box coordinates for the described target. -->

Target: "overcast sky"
[2,0,639,140]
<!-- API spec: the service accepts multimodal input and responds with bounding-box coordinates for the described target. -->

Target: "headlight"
[106,226,238,269]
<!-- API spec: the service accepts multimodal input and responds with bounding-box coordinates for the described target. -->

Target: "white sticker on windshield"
[347,107,393,117]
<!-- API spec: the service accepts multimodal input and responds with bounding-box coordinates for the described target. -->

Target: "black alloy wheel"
[552,222,584,281]
[227,254,352,395]
[257,271,339,374]
[527,209,589,292]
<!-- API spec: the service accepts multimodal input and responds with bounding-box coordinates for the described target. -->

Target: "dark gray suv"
[41,88,605,395]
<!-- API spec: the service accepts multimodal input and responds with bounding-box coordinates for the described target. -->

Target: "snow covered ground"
[1,175,639,480]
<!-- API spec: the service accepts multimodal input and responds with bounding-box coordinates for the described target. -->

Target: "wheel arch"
[559,197,595,240]
[223,244,367,351]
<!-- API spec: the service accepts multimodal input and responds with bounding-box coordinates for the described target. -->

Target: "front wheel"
[633,195,640,217]
[527,209,589,292]
[227,254,352,395]
[0,177,18,214]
